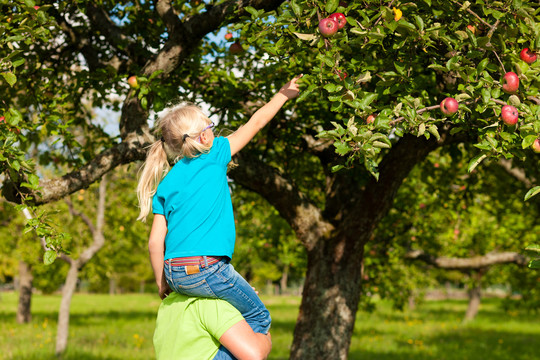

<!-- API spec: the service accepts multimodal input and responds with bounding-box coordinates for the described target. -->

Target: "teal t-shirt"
[153,292,244,360]
[152,136,236,260]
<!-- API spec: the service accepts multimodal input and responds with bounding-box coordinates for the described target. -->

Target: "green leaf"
[528,259,540,269]
[477,58,489,74]
[244,6,259,18]
[297,83,317,102]
[291,0,302,17]
[524,186,540,201]
[524,244,540,253]
[428,124,440,140]
[12,58,25,68]
[325,0,338,14]
[359,93,378,110]
[373,141,391,149]
[334,141,351,155]
[1,72,17,87]
[293,32,317,41]
[43,250,57,265]
[28,173,40,188]
[522,135,537,149]
[331,164,344,172]
[468,153,487,173]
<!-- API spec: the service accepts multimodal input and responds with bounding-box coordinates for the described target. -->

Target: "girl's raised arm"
[227,75,302,157]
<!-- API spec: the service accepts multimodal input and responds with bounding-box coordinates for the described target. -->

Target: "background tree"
[2,1,540,359]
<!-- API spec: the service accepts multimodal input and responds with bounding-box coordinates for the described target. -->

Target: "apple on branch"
[319,18,339,37]
[224,33,233,40]
[520,48,537,64]
[329,13,346,29]
[501,71,519,94]
[532,138,540,153]
[366,114,376,124]
[501,105,518,125]
[127,76,139,89]
[440,97,458,116]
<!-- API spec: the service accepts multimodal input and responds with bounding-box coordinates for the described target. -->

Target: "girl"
[137,75,302,354]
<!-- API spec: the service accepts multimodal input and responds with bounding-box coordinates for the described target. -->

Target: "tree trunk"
[109,276,116,295]
[290,235,364,360]
[280,264,289,294]
[464,271,484,322]
[16,261,33,324]
[56,263,79,357]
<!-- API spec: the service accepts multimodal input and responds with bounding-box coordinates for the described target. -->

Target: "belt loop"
[203,256,208,267]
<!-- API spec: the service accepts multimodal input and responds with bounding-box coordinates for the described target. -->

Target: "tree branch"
[405,249,528,269]
[498,159,535,188]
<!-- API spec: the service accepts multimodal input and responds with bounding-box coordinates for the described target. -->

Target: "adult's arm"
[219,320,272,360]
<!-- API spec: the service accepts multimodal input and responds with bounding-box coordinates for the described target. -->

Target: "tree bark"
[56,263,79,357]
[16,261,33,324]
[55,177,107,356]
[290,233,365,359]
[464,270,484,322]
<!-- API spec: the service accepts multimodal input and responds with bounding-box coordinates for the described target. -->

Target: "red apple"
[520,48,537,64]
[466,24,477,34]
[329,13,346,29]
[224,33,233,40]
[337,70,348,80]
[532,138,540,153]
[0,116,4,124]
[440,97,459,115]
[127,76,138,89]
[501,105,518,125]
[34,5,40,10]
[319,18,339,37]
[366,114,376,124]
[229,41,243,54]
[502,71,519,94]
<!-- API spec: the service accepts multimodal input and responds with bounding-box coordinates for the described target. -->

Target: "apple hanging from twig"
[128,76,139,89]
[532,138,540,153]
[329,13,346,29]
[502,72,519,94]
[440,97,459,116]
[319,18,339,37]
[501,105,518,125]
[520,48,537,64]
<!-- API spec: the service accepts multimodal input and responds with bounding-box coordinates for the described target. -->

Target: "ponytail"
[137,139,169,222]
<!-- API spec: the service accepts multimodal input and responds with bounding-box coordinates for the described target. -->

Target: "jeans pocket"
[166,266,217,298]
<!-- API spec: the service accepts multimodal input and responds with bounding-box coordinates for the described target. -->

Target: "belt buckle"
[185,265,200,275]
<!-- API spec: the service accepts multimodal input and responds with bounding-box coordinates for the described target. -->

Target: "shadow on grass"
[349,327,539,360]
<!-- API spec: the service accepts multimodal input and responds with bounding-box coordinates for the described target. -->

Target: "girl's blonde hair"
[137,104,213,221]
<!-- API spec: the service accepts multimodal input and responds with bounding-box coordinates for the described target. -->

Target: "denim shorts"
[164,258,271,334]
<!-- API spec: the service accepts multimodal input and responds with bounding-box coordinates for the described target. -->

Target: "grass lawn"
[1,291,539,359]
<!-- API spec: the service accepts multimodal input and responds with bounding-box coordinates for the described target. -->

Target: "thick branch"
[229,152,334,251]
[5,141,144,206]
[406,250,528,269]
[498,159,535,188]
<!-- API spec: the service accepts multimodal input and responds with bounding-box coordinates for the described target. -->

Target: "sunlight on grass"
[1,292,539,359]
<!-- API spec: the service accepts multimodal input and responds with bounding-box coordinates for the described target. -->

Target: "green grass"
[1,292,539,359]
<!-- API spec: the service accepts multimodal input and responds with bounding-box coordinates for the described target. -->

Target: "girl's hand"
[278,74,303,100]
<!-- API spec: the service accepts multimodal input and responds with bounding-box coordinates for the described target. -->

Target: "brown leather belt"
[165,256,222,275]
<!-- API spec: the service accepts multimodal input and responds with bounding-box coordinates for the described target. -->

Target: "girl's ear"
[199,130,211,145]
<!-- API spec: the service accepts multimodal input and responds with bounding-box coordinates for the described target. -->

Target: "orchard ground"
[1,292,539,360]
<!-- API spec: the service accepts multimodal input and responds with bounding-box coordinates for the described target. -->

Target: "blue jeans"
[164,258,271,335]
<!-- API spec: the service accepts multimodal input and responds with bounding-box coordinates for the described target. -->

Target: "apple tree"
[2,1,540,359]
